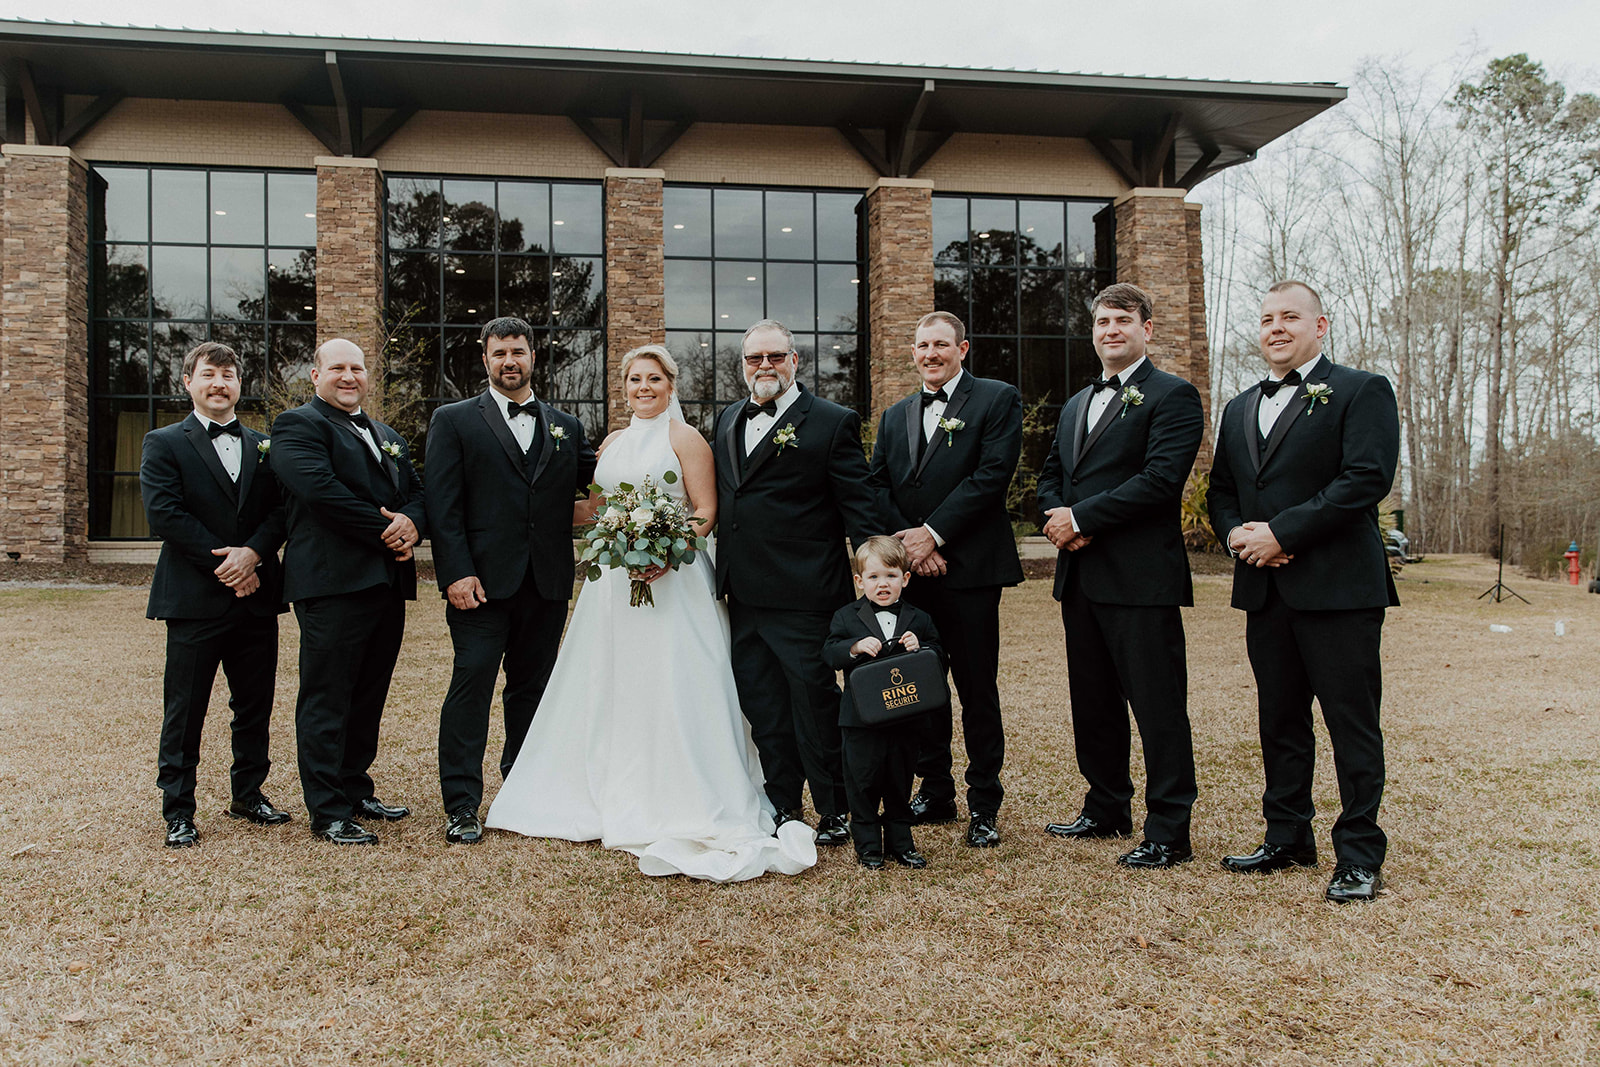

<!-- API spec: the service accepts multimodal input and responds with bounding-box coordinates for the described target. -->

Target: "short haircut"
[1267,280,1325,315]
[916,310,967,346]
[480,316,535,346]
[620,343,679,385]
[742,318,795,354]
[1091,282,1153,323]
[182,341,239,379]
[854,534,911,575]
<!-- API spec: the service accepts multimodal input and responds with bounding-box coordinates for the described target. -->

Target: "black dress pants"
[157,602,278,820]
[842,721,919,855]
[906,580,1005,815]
[292,583,407,828]
[1059,565,1196,844]
[1246,581,1387,869]
[438,569,568,814]
[727,599,846,817]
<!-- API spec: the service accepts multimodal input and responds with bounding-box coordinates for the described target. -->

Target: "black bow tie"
[871,600,904,616]
[506,399,538,419]
[341,410,374,432]
[1090,375,1120,394]
[744,400,777,419]
[1258,369,1304,398]
[207,420,242,439]
[920,388,949,408]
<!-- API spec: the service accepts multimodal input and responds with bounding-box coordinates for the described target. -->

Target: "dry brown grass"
[1,556,1597,1065]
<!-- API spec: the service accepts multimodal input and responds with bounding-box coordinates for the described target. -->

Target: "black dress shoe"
[445,807,483,845]
[225,796,291,825]
[354,797,410,821]
[1221,842,1319,874]
[1117,840,1193,869]
[965,812,1000,848]
[164,816,199,848]
[1044,814,1132,839]
[909,793,958,825]
[1325,864,1383,903]
[889,849,928,869]
[314,819,378,845]
[772,808,806,836]
[815,814,850,846]
[857,851,886,870]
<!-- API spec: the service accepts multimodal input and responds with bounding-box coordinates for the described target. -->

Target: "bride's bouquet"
[580,471,709,608]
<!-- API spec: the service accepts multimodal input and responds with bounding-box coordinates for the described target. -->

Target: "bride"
[485,344,817,881]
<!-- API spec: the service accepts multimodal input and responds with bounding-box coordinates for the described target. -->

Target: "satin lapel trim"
[237,427,260,510]
[528,402,557,484]
[915,374,972,479]
[183,418,238,500]
[371,425,401,489]
[1261,360,1329,468]
[740,389,811,486]
[1246,391,1264,474]
[904,394,921,470]
[718,403,743,483]
[479,394,528,480]
[1079,392,1120,459]
[1066,389,1090,469]
[855,600,881,637]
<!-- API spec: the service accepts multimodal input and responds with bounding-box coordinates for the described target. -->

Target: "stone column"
[1,145,90,562]
[602,168,665,432]
[315,157,386,412]
[1184,201,1214,467]
[865,178,934,421]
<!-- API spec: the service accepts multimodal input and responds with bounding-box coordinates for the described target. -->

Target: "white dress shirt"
[743,380,801,455]
[492,388,539,453]
[874,607,899,641]
[1257,354,1323,438]
[1085,357,1146,430]
[194,412,242,482]
[347,408,383,461]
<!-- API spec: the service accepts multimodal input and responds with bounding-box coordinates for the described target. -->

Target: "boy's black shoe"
[857,851,886,870]
[889,849,927,869]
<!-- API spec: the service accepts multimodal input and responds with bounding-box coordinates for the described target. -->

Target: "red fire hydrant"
[1566,541,1581,585]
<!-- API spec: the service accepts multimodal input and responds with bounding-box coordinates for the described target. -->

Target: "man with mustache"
[713,319,882,846]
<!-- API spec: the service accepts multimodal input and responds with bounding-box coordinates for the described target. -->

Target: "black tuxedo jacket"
[713,385,882,612]
[1036,360,1204,605]
[270,397,428,603]
[424,392,596,602]
[1208,359,1400,612]
[867,372,1025,590]
[140,414,287,620]
[822,597,944,728]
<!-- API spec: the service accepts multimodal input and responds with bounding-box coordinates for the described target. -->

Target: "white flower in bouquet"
[629,506,655,527]
[579,470,710,607]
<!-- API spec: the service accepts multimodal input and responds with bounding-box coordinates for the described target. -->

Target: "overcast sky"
[3,0,1596,90]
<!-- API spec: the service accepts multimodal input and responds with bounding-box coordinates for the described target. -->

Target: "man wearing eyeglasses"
[714,319,883,847]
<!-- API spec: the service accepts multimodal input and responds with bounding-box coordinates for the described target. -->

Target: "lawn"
[1,555,1596,1065]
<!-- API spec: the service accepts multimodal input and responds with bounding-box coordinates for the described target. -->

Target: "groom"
[426,317,597,845]
[714,319,882,845]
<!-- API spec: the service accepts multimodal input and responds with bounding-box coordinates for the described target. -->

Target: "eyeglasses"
[742,351,794,367]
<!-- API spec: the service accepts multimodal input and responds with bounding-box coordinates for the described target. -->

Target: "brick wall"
[865,179,934,420]
[603,169,666,431]
[1,146,90,561]
[315,158,386,411]
[1185,202,1214,467]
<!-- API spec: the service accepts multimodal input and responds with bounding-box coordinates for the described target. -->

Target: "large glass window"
[384,176,606,465]
[662,186,866,434]
[88,165,318,538]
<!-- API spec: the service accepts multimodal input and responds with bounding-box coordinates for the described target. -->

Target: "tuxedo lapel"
[740,389,811,487]
[1246,390,1265,474]
[182,415,239,501]
[478,392,528,480]
[1082,360,1153,460]
[915,373,972,479]
[1261,360,1328,467]
[855,600,881,637]
[528,401,557,484]
[1066,388,1091,469]
[903,394,921,469]
[372,426,401,490]
[718,403,743,483]
[236,427,260,510]
[1080,390,1120,459]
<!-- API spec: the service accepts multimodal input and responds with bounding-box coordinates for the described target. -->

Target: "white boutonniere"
[550,425,567,452]
[936,415,966,446]
[1302,382,1332,415]
[1119,384,1144,419]
[772,424,798,453]
[380,440,403,459]
[257,438,270,455]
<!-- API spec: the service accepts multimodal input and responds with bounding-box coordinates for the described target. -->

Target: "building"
[0,21,1342,559]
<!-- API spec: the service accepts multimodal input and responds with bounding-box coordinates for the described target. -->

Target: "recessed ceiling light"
[833,344,841,349]
[389,336,399,342]
[1026,226,1035,233]
[467,307,476,313]
[780,227,793,233]
[672,224,685,230]
[442,216,451,222]
[303,304,313,310]
[746,276,757,282]
[552,271,562,277]
[700,342,708,347]
[304,212,316,219]
[849,278,860,284]
[553,220,565,226]
[454,268,466,274]
[978,231,991,239]
[214,210,226,216]
[719,313,729,319]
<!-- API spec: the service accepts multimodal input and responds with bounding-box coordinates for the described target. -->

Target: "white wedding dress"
[485,409,817,881]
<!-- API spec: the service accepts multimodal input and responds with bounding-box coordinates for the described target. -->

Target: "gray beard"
[749,376,786,401]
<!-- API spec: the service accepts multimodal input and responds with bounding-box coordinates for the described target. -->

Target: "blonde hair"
[620,344,679,385]
[853,534,911,574]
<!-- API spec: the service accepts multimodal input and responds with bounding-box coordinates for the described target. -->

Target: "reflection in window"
[662,185,864,435]
[88,165,318,537]
[384,176,606,466]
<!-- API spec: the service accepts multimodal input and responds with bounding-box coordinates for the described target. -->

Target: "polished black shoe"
[314,819,378,845]
[965,812,1000,848]
[815,814,850,846]
[1221,842,1319,874]
[225,795,291,825]
[889,849,928,869]
[1117,839,1193,869]
[1325,864,1383,903]
[1044,814,1132,839]
[857,851,886,870]
[445,807,483,845]
[354,797,410,821]
[164,816,199,848]
[909,793,958,825]
[772,808,805,836]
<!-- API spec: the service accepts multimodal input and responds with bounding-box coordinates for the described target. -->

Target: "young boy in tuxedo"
[823,536,944,870]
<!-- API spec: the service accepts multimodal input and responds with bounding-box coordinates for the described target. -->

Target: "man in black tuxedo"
[140,341,290,848]
[271,338,427,845]
[866,311,1022,848]
[1034,284,1204,868]
[1208,280,1399,903]
[426,317,597,845]
[713,318,881,846]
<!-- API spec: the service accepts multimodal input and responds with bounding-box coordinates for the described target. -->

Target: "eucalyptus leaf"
[662,469,678,484]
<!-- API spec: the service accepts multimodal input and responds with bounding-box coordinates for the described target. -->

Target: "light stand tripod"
[1478,525,1529,604]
